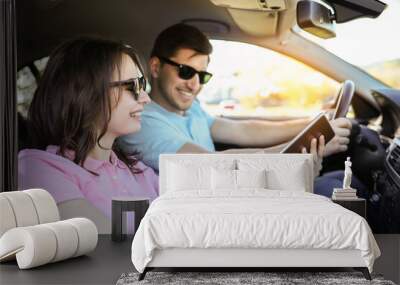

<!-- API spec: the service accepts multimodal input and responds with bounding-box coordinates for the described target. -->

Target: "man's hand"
[302,135,325,178]
[323,117,352,157]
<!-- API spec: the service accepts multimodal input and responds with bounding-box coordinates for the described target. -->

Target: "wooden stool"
[111,197,149,242]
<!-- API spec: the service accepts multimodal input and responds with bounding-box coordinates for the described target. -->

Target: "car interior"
[12,0,399,227]
[1,0,399,283]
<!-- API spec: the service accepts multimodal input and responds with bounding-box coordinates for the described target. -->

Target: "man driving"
[118,23,364,197]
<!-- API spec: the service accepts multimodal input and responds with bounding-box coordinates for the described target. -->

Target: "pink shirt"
[18,146,159,225]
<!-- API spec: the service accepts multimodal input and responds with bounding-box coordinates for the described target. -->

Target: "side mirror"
[297,0,336,39]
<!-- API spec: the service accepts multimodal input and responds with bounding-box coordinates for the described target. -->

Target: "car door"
[0,0,18,192]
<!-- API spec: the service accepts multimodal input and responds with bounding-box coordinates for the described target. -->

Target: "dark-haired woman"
[18,37,158,233]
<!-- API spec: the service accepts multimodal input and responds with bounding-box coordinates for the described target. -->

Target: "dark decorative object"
[112,197,149,241]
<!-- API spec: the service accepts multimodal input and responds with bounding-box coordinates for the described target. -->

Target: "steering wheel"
[322,80,385,189]
[332,80,355,119]
[321,80,355,172]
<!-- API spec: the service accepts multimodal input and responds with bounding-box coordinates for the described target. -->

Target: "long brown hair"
[28,37,145,174]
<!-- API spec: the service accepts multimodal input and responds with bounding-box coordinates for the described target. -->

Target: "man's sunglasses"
[159,56,212,85]
[109,76,147,100]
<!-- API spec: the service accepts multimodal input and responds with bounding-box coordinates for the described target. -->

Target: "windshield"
[199,40,339,118]
[296,0,400,89]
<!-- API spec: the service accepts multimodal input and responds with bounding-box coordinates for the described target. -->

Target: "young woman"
[18,37,158,232]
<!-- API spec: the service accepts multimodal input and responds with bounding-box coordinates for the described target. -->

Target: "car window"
[294,0,400,89]
[17,57,49,117]
[198,40,340,118]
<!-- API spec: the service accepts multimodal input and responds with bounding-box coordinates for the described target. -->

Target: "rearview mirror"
[297,1,336,39]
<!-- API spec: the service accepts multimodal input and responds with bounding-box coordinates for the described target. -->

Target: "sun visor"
[209,0,288,36]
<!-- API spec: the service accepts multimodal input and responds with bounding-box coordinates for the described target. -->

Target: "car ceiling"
[17,0,233,68]
[17,0,298,68]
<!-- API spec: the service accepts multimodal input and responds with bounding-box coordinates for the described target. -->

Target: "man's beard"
[158,79,192,113]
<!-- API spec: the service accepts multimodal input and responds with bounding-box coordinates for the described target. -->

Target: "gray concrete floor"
[374,234,400,284]
[1,234,399,284]
[0,235,134,285]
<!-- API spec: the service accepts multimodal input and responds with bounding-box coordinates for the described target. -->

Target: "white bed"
[131,154,380,280]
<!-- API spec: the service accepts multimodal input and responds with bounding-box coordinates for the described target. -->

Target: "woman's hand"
[323,117,352,157]
[302,135,325,178]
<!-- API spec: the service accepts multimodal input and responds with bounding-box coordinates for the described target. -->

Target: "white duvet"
[131,190,380,273]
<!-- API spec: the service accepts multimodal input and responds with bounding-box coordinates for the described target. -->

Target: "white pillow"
[237,158,309,192]
[266,167,307,191]
[211,168,236,190]
[167,162,211,191]
[211,169,268,191]
[236,169,267,189]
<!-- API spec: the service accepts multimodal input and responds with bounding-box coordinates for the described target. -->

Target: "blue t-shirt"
[118,100,215,171]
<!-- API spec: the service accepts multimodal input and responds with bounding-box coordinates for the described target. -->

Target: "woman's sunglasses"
[109,76,147,100]
[159,56,212,85]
